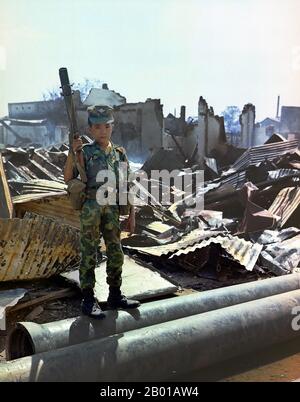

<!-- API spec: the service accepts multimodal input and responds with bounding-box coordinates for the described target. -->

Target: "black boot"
[107,286,140,310]
[81,288,106,319]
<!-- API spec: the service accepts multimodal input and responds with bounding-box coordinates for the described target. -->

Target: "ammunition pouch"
[67,178,86,210]
[66,151,88,211]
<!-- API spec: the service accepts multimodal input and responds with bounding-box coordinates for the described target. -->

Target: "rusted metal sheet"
[237,182,278,234]
[232,140,300,172]
[170,235,263,271]
[14,194,80,229]
[0,213,79,282]
[268,187,300,227]
[0,152,13,218]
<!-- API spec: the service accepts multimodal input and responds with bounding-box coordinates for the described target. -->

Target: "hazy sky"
[1,0,300,121]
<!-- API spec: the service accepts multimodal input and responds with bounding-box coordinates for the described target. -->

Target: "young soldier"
[64,105,140,318]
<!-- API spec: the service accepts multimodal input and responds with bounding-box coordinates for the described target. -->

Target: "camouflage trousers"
[79,199,124,290]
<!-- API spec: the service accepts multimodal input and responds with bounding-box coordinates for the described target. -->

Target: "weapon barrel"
[59,67,79,140]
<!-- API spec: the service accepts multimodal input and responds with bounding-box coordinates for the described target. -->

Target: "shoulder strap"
[71,151,87,183]
[115,146,125,154]
[114,146,128,162]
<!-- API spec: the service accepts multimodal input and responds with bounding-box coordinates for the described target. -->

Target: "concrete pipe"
[7,273,300,359]
[2,289,300,382]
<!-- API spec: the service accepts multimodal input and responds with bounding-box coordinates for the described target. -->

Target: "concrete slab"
[61,255,178,302]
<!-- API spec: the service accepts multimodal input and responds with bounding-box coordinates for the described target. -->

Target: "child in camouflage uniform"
[64,105,140,318]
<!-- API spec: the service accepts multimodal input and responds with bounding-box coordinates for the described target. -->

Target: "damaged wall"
[8,100,57,120]
[8,93,81,121]
[78,98,164,160]
[162,106,198,164]
[280,106,300,135]
[162,130,198,164]
[83,85,126,108]
[114,99,164,159]
[193,96,227,164]
[253,124,270,146]
[164,106,186,136]
[239,104,255,148]
[6,93,81,148]
[0,120,68,148]
[253,118,280,146]
[1,121,48,147]
[237,105,300,147]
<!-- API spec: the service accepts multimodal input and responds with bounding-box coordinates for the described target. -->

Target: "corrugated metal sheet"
[124,229,222,256]
[13,179,66,193]
[10,179,67,200]
[3,145,65,194]
[231,140,300,172]
[31,150,63,177]
[268,187,300,227]
[13,191,66,204]
[170,235,263,271]
[268,169,300,181]
[205,171,247,196]
[14,194,80,229]
[204,168,300,200]
[0,213,79,282]
[204,157,218,174]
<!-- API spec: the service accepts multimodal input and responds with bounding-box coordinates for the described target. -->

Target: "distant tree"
[43,78,104,102]
[74,78,104,101]
[221,106,241,134]
[42,78,104,126]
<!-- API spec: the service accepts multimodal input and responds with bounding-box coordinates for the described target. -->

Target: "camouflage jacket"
[74,141,131,189]
[80,141,131,190]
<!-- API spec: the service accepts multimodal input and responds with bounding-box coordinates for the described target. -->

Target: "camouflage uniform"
[79,140,130,290]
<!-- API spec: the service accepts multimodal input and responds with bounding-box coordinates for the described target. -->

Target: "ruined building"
[162,96,227,169]
[76,84,164,160]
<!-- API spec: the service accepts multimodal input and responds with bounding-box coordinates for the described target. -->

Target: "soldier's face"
[89,123,113,144]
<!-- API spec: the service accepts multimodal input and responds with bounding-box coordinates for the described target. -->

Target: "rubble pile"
[124,136,300,282]
[0,134,299,286]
